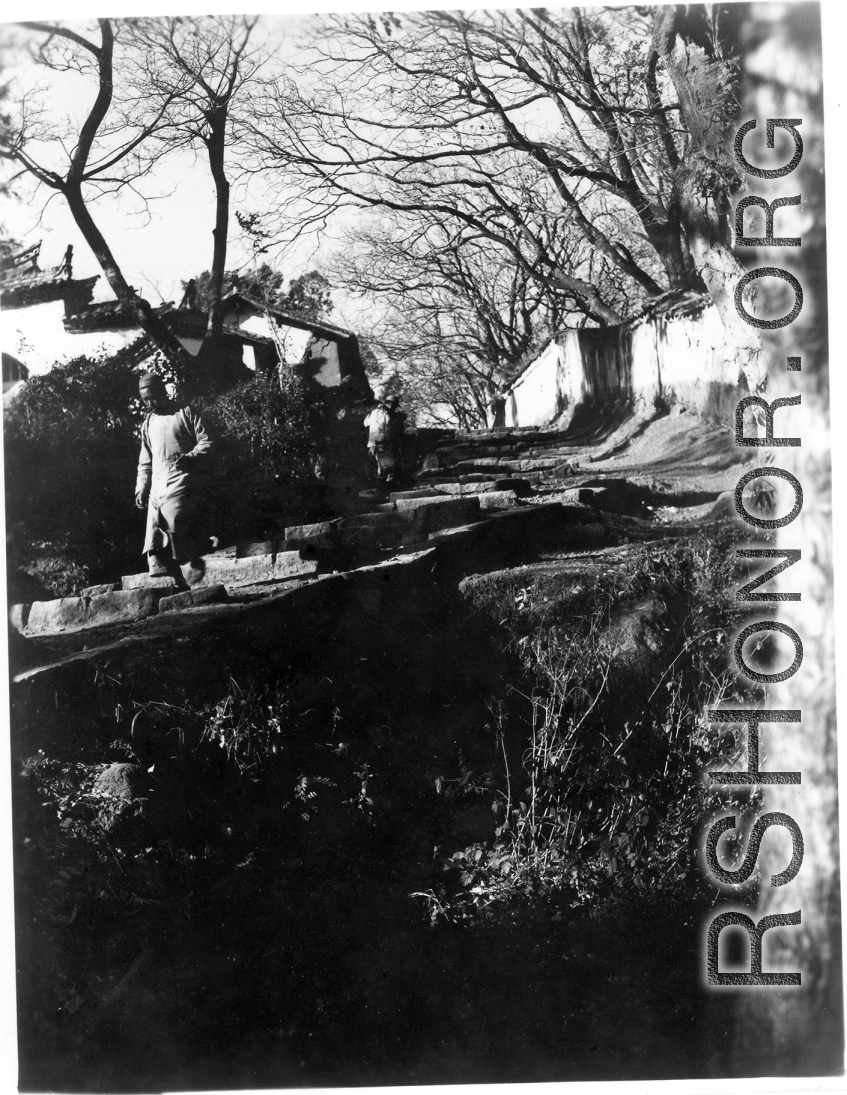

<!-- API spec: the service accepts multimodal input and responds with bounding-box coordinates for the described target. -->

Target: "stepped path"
[9,407,749,678]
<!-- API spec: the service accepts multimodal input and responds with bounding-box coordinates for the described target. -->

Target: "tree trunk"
[652,5,765,392]
[645,215,706,292]
[204,107,231,345]
[64,183,196,374]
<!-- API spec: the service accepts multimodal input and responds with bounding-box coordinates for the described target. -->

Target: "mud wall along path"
[504,293,742,428]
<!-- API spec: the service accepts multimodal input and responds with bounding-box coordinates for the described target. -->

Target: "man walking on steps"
[364,385,403,488]
[134,372,212,581]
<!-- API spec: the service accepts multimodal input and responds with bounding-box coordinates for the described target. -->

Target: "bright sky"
[0,13,364,319]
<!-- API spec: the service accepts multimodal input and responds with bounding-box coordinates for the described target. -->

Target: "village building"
[0,242,370,402]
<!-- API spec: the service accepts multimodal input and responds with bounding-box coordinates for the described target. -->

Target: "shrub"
[5,355,325,596]
[4,356,142,594]
[193,370,324,542]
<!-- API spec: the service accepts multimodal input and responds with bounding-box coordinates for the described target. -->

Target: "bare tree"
[330,210,603,425]
[0,19,194,368]
[246,6,695,328]
[1,16,267,374]
[122,16,263,347]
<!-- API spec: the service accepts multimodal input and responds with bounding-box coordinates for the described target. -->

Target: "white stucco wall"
[0,302,239,378]
[504,303,739,428]
[233,313,311,363]
[0,301,142,376]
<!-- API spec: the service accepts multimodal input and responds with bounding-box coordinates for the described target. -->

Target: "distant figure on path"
[135,373,212,578]
[364,386,403,487]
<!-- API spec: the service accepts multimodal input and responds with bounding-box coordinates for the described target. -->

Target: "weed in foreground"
[422,530,761,924]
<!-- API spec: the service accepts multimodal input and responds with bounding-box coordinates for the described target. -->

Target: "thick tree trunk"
[64,184,196,373]
[652,5,765,392]
[645,216,705,292]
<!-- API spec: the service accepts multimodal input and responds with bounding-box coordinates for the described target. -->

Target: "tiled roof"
[221,292,355,342]
[64,301,275,348]
[63,299,139,331]
[0,241,42,278]
[0,242,98,311]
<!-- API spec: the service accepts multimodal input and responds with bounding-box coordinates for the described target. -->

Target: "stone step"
[15,587,170,636]
[516,458,582,474]
[82,582,120,596]
[393,494,478,513]
[341,495,482,539]
[417,470,526,484]
[283,496,484,556]
[478,490,518,509]
[418,470,545,486]
[158,584,230,614]
[406,477,534,498]
[284,521,338,542]
[416,480,499,496]
[388,488,444,501]
[195,549,318,590]
[121,573,179,592]
[454,459,517,473]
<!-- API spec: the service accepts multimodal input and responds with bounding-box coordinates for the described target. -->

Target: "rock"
[598,596,670,676]
[25,596,89,634]
[92,761,147,801]
[82,582,120,596]
[121,573,178,591]
[158,584,230,613]
[421,453,441,472]
[90,763,148,838]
